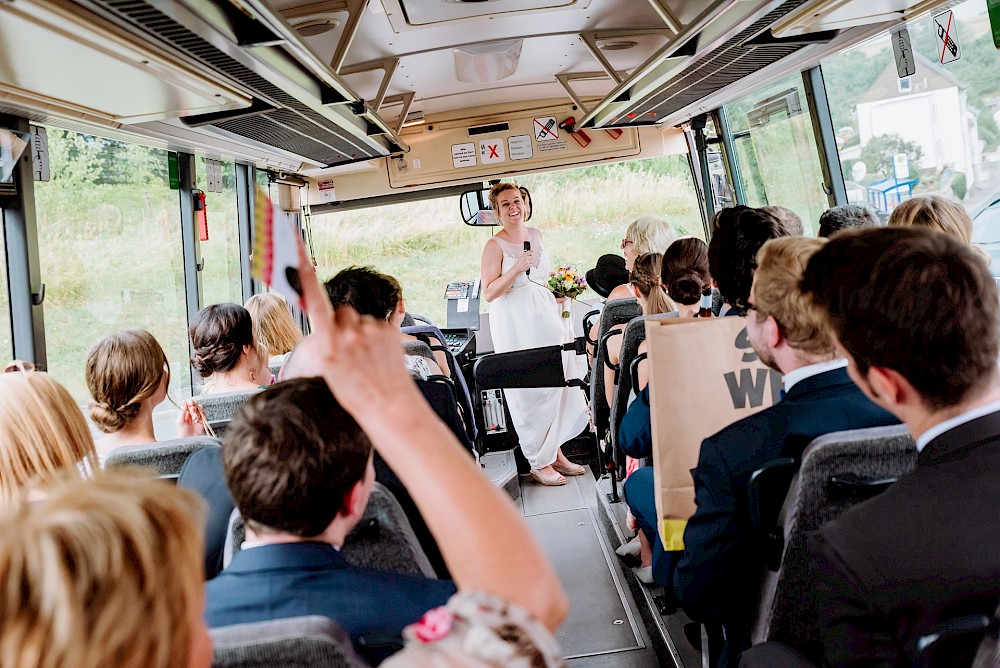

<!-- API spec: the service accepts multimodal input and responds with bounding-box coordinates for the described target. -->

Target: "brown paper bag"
[646,316,781,550]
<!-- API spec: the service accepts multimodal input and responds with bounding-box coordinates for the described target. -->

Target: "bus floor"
[518,471,700,667]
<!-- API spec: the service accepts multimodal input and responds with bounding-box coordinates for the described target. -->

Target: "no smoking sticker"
[479,138,505,164]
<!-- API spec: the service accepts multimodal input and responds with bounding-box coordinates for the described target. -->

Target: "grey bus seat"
[223,507,244,569]
[587,298,639,498]
[402,323,477,442]
[402,339,436,361]
[609,313,678,469]
[194,389,262,438]
[752,424,917,656]
[590,298,641,434]
[224,483,435,579]
[103,436,221,479]
[210,615,364,668]
[342,481,436,578]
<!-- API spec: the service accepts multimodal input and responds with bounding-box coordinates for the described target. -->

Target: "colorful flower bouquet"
[548,265,587,318]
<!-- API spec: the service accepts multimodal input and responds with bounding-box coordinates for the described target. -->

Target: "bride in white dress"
[480,183,589,486]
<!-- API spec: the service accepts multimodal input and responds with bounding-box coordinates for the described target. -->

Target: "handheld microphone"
[524,240,531,276]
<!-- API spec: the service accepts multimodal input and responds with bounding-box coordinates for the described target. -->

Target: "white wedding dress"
[487,228,589,469]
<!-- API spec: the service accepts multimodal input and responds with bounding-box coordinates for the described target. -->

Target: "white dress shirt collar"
[783,358,848,393]
[915,400,1000,452]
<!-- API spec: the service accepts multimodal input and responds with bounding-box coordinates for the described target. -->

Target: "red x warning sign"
[480,138,505,164]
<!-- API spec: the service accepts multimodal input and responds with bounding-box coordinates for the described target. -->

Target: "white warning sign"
[317,179,336,203]
[479,138,505,164]
[892,28,915,78]
[508,135,533,160]
[533,116,558,141]
[934,10,961,65]
[452,143,476,169]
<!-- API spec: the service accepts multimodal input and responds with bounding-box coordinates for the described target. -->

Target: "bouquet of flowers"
[548,265,587,318]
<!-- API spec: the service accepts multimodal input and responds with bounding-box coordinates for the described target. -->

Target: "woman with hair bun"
[615,237,712,580]
[189,304,271,395]
[663,238,712,313]
[86,329,205,458]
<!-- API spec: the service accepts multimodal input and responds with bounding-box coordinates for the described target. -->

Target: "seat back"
[589,298,640,437]
[609,313,677,460]
[104,436,221,478]
[211,615,364,668]
[223,483,435,578]
[194,389,262,438]
[402,339,436,361]
[473,345,574,390]
[342,482,436,578]
[223,507,244,569]
[416,376,473,451]
[402,323,476,442]
[754,424,917,654]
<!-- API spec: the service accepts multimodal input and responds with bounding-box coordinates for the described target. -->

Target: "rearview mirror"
[460,187,496,226]
[459,184,532,226]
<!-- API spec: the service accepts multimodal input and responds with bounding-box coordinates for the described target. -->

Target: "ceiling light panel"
[396,0,584,26]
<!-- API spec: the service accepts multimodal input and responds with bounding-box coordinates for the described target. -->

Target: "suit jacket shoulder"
[814,411,1000,667]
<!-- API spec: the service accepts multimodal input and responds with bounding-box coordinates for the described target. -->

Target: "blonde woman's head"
[245,294,302,358]
[888,195,973,244]
[623,216,678,270]
[0,471,211,668]
[0,371,98,505]
[86,330,168,434]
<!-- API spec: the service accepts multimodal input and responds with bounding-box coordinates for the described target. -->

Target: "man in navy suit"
[671,237,899,667]
[794,228,1000,666]
[204,377,456,663]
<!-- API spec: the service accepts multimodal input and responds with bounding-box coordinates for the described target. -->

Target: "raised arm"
[481,237,532,302]
[295,241,568,632]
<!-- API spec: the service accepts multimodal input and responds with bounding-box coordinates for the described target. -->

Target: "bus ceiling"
[0,0,957,185]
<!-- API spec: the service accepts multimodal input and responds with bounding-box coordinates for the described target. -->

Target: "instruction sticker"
[934,10,961,64]
[508,135,533,160]
[317,179,336,203]
[479,138,505,164]
[533,116,558,141]
[892,28,916,78]
[452,143,476,169]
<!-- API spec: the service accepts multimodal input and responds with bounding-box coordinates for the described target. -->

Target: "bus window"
[310,156,699,324]
[34,130,190,402]
[197,158,243,307]
[822,0,999,227]
[724,73,828,236]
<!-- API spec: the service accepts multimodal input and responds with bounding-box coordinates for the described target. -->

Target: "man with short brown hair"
[798,227,1000,667]
[204,378,455,663]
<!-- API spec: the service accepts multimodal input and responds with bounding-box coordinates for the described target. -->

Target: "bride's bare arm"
[295,241,569,632]
[482,238,533,302]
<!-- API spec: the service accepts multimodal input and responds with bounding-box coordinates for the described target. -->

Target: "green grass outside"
[30,152,700,403]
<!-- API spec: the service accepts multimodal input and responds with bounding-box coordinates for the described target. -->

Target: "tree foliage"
[859,134,924,178]
[48,130,167,186]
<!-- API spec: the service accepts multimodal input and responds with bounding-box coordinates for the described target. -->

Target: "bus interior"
[1,0,998,665]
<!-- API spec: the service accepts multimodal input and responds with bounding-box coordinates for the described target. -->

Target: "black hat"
[586,254,630,299]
